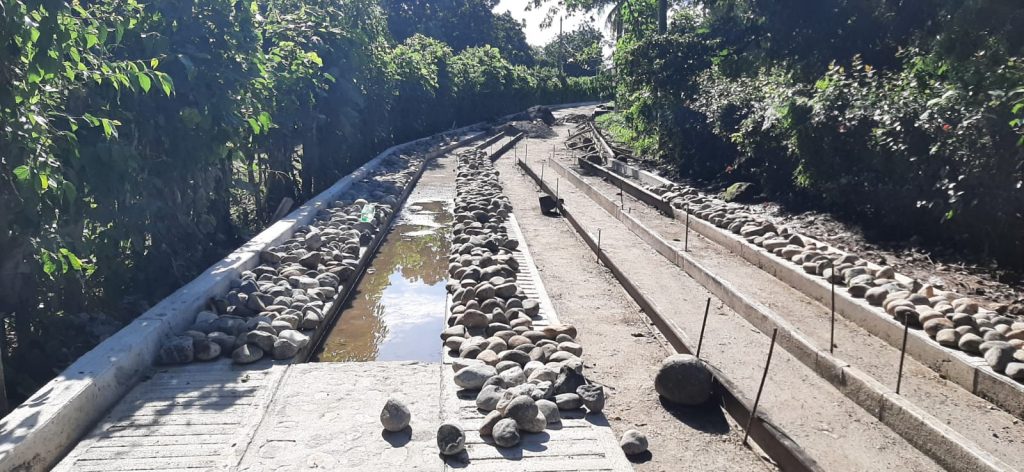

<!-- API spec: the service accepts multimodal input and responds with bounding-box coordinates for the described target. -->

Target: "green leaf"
[150,58,159,68]
[41,250,56,276]
[137,72,151,93]
[13,165,31,181]
[85,33,99,48]
[59,248,83,271]
[39,173,49,190]
[258,111,272,128]
[247,118,261,134]
[62,180,78,202]
[157,72,173,96]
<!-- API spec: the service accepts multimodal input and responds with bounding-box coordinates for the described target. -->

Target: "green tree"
[537,24,605,76]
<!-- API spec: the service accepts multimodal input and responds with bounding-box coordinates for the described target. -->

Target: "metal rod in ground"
[743,328,779,447]
[684,205,691,251]
[896,318,910,394]
[525,141,528,163]
[696,297,712,359]
[830,268,836,354]
[619,179,624,208]
[597,229,602,261]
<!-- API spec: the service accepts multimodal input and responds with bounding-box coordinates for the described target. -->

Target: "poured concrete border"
[0,126,488,472]
[529,156,1014,472]
[597,157,1024,420]
[516,158,824,472]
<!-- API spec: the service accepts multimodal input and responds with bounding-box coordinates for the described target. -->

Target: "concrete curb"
[531,156,1014,472]
[0,125,487,472]
[516,157,824,472]
[597,157,1024,420]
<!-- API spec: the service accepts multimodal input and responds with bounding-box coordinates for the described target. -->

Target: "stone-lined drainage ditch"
[436,147,605,454]
[314,199,451,362]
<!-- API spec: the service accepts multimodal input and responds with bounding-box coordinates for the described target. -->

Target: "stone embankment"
[155,152,428,366]
[647,181,1024,384]
[437,147,602,453]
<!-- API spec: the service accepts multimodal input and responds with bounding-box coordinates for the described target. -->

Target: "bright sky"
[494,0,610,46]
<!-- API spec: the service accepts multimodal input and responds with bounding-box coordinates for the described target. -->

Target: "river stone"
[207,332,236,352]
[498,366,526,387]
[476,349,499,366]
[158,336,195,365]
[534,399,560,423]
[985,345,1016,373]
[480,410,503,436]
[923,318,954,337]
[521,410,547,433]
[496,360,521,373]
[279,329,309,348]
[553,365,587,395]
[504,395,539,424]
[577,384,606,413]
[554,393,583,410]
[958,333,983,354]
[498,349,530,366]
[244,330,277,352]
[456,359,498,385]
[655,354,713,405]
[232,344,264,364]
[936,329,959,347]
[476,385,505,411]
[380,398,412,432]
[620,429,649,455]
[864,287,890,306]
[271,338,299,360]
[1006,362,1024,381]
[437,423,466,456]
[558,342,583,356]
[193,338,221,361]
[492,418,520,447]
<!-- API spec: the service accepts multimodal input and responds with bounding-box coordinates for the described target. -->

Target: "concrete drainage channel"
[528,143,1018,471]
[0,103,639,472]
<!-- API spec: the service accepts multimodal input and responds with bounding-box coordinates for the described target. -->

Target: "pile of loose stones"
[436,148,605,454]
[648,181,1024,382]
[155,152,425,366]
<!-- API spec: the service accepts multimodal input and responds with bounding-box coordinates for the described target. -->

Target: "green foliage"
[535,24,605,77]
[603,2,1024,268]
[0,0,603,408]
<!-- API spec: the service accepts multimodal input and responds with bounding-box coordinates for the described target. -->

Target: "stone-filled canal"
[313,199,451,362]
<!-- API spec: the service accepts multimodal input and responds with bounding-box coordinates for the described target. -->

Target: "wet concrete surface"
[314,200,451,362]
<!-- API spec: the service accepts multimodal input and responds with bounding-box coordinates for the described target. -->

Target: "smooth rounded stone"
[244,330,277,352]
[620,429,649,455]
[504,395,539,424]
[521,410,547,433]
[1006,330,1024,341]
[498,366,527,387]
[541,324,578,340]
[985,345,1016,373]
[892,306,918,324]
[454,365,498,390]
[847,284,871,298]
[529,345,551,363]
[936,329,960,347]
[958,333,984,354]
[208,332,236,352]
[477,385,505,411]
[232,344,264,364]
[655,354,713,405]
[492,418,521,447]
[528,367,558,384]
[437,423,466,456]
[445,336,466,351]
[459,343,483,359]
[917,310,944,325]
[523,360,545,377]
[1006,363,1024,381]
[479,410,503,436]
[158,336,195,365]
[485,337,508,353]
[522,299,540,317]
[558,342,583,356]
[508,335,532,348]
[442,325,467,340]
[452,357,484,373]
[554,393,583,410]
[271,338,300,360]
[498,349,531,366]
[460,309,489,329]
[865,287,892,306]
[548,351,578,363]
[523,330,547,344]
[476,350,499,366]
[951,312,978,328]
[924,318,954,337]
[984,331,1006,342]
[495,360,521,373]
[954,325,976,336]
[980,340,1011,354]
[535,399,560,423]
[577,384,605,413]
[380,398,411,432]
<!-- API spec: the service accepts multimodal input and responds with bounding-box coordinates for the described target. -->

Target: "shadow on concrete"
[381,427,413,447]
[658,395,731,435]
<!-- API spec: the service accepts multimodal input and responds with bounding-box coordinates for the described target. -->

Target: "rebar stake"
[696,297,712,358]
[743,328,778,447]
[896,318,910,394]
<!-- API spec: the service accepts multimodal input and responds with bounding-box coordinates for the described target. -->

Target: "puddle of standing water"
[314,200,451,362]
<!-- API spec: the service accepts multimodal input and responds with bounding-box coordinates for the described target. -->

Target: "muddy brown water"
[314,200,451,362]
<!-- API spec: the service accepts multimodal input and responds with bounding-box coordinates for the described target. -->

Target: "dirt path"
[494,106,944,472]
[493,129,774,471]
[550,143,1024,469]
